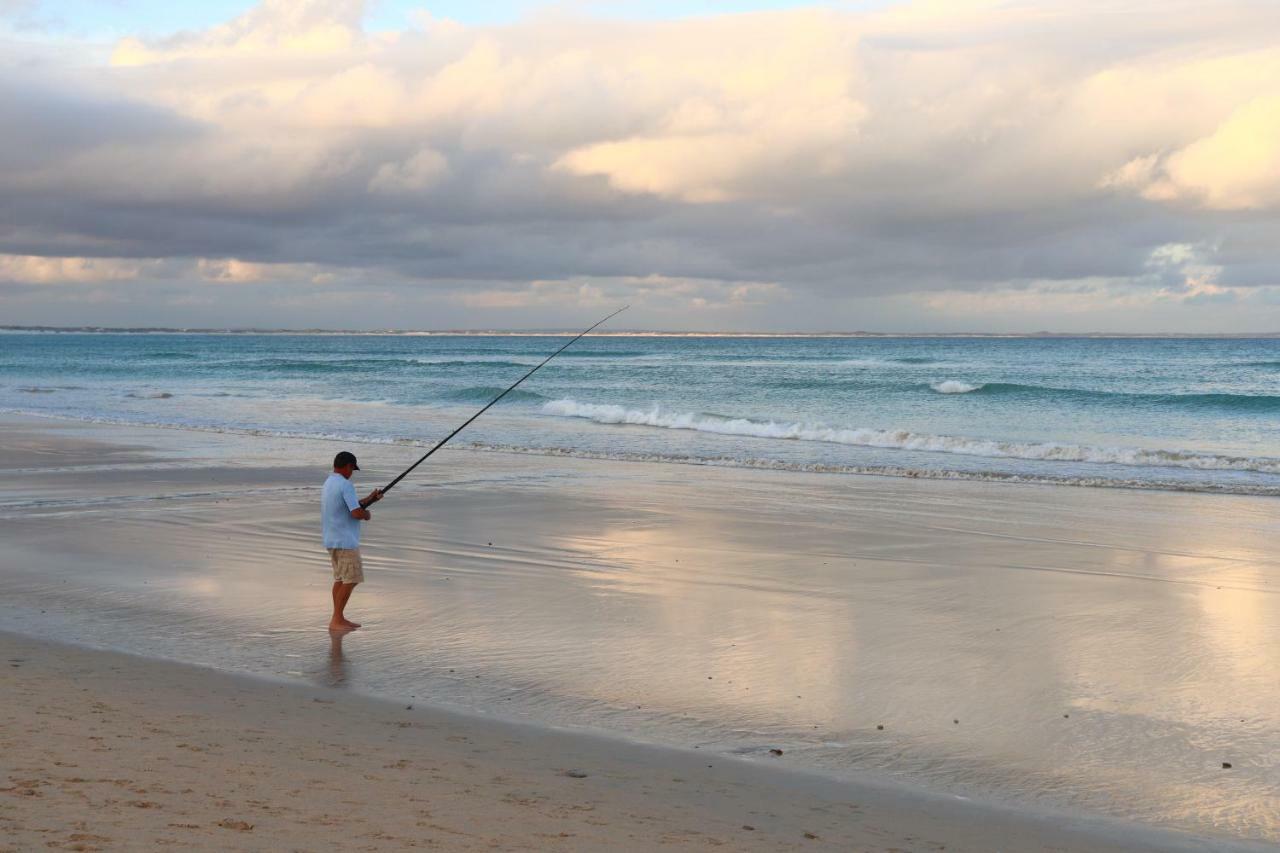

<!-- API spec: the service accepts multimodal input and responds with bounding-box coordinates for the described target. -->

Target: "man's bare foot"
[340,618,361,629]
[328,620,355,632]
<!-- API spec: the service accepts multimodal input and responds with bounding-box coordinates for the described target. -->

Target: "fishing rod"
[376,305,629,498]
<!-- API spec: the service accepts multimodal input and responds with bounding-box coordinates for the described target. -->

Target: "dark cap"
[333,451,360,471]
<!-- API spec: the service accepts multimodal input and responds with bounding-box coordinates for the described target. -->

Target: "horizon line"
[2,325,1278,339]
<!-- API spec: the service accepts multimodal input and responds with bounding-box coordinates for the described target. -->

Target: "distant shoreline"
[3,325,1278,339]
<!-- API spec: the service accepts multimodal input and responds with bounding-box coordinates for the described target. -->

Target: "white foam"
[540,399,1280,475]
[931,381,983,394]
[5,407,1279,496]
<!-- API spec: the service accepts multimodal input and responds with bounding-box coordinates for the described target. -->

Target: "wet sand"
[1,413,1278,849]
[1,631,1241,852]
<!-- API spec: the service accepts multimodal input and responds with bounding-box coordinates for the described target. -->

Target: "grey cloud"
[1,1,1278,331]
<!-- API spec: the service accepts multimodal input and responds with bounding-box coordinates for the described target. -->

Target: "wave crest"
[540,399,1280,474]
[931,381,983,394]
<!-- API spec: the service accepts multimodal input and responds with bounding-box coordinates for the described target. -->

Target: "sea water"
[1,332,1278,494]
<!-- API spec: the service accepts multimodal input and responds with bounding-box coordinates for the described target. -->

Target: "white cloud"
[1140,95,1280,210]
[75,0,1280,215]
[111,0,369,66]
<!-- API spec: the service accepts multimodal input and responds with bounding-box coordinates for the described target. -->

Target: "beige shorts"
[328,548,364,584]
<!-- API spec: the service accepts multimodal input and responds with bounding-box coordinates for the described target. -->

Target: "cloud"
[368,148,449,194]
[0,253,152,284]
[453,275,787,313]
[1140,95,1280,210]
[1,0,1279,330]
[111,0,369,65]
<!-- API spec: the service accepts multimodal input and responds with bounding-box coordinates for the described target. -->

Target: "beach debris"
[769,748,784,756]
[876,725,884,730]
[954,720,959,724]
[406,705,413,710]
[562,770,589,778]
[216,819,254,831]
[804,831,819,840]
[1223,762,1233,769]
[1063,714,1069,718]
[743,825,756,831]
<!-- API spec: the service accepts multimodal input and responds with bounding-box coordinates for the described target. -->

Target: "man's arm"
[350,488,382,520]
[342,481,371,521]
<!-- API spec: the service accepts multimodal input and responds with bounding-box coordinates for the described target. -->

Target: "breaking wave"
[5,407,1279,496]
[540,399,1280,474]
[931,381,983,394]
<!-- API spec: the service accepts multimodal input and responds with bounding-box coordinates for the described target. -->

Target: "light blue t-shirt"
[321,473,363,549]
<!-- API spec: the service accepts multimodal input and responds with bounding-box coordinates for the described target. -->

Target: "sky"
[1,0,1278,332]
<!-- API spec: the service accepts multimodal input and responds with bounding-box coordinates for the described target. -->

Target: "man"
[322,451,382,632]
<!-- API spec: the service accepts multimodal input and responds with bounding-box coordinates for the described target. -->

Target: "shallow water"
[1,417,1278,845]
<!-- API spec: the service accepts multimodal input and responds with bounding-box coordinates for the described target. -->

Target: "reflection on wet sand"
[325,629,350,688]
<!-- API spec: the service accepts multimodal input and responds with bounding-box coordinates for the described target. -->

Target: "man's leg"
[329,581,360,630]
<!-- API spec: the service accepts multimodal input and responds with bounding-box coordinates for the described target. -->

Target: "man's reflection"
[325,628,349,687]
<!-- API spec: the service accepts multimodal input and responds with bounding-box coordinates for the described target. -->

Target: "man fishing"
[319,308,626,633]
[322,451,382,632]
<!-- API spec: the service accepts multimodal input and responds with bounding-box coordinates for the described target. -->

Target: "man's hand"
[359,488,383,510]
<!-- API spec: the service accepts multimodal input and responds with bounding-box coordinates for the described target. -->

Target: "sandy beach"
[2,631,1246,852]
[8,0,1280,844]
[2,413,1278,850]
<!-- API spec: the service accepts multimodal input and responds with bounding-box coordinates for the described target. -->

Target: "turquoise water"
[2,332,1278,494]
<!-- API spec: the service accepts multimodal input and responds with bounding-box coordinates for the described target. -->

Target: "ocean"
[2,331,1278,495]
